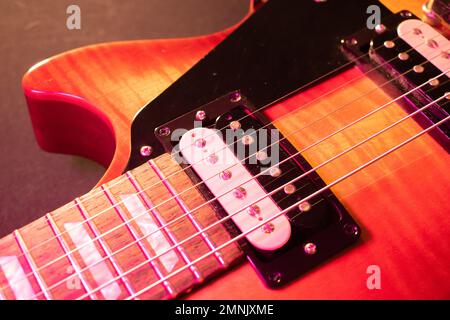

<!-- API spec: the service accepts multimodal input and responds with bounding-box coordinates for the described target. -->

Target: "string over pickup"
[179,127,291,251]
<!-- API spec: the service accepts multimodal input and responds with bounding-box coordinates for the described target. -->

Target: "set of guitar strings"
[3,27,432,257]
[1,28,448,299]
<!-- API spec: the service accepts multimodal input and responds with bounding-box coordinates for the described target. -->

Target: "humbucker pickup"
[154,92,360,288]
[179,127,292,251]
[342,12,450,140]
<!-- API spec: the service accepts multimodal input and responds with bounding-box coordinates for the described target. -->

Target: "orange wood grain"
[10,0,450,299]
[0,153,243,299]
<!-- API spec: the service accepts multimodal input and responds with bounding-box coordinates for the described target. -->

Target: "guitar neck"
[0,153,243,300]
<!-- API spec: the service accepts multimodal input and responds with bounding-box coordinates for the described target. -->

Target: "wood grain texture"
[9,0,450,299]
[0,153,243,299]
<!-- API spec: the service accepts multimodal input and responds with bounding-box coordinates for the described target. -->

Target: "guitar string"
[0,31,442,296]
[125,117,450,300]
[79,101,450,300]
[2,30,437,272]
[28,87,450,299]
[1,47,446,296]
[2,53,444,297]
[10,30,415,241]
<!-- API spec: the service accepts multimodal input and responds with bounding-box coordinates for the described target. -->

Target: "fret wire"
[126,115,450,300]
[75,199,136,298]
[14,75,450,300]
[149,161,228,268]
[74,96,450,300]
[2,66,446,299]
[0,31,419,266]
[46,213,96,300]
[13,230,52,300]
[101,185,177,298]
[1,36,446,298]
[126,172,204,282]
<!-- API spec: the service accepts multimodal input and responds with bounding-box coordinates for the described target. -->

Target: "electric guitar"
[1,0,449,299]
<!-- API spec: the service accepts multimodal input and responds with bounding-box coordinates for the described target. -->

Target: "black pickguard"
[126,0,392,169]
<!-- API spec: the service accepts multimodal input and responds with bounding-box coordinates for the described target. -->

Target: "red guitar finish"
[20,0,450,299]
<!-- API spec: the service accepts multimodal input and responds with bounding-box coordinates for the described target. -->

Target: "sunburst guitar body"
[0,0,448,300]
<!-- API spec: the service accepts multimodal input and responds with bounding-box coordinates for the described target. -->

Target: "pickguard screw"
[196,110,207,121]
[140,145,153,157]
[230,92,242,103]
[158,126,171,137]
[268,272,282,284]
[343,223,359,237]
[304,242,317,255]
[375,24,386,34]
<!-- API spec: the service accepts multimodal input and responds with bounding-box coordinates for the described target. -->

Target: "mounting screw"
[343,223,359,237]
[158,126,171,137]
[268,272,282,284]
[304,242,317,255]
[230,92,242,103]
[196,110,207,121]
[140,145,153,157]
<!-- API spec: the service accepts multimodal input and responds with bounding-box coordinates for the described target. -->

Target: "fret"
[46,213,96,300]
[104,174,196,297]
[151,155,243,266]
[0,233,43,299]
[13,230,52,300]
[0,152,244,300]
[125,171,203,282]
[128,158,225,282]
[49,201,129,300]
[79,182,174,300]
[75,198,136,297]
[101,185,176,298]
[149,160,228,267]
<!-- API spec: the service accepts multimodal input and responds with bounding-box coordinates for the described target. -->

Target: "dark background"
[0,0,248,237]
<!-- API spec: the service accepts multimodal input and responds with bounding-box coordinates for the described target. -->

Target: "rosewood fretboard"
[0,154,243,300]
